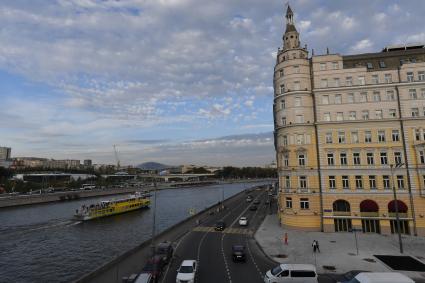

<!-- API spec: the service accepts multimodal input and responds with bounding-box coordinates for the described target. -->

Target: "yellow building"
[274,6,425,236]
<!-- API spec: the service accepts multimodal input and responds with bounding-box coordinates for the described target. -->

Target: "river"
[0,181,271,283]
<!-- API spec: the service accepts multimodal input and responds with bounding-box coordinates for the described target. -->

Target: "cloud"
[349,39,374,53]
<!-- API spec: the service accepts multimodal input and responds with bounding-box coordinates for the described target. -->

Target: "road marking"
[221,233,232,283]
[229,192,265,228]
[246,237,264,280]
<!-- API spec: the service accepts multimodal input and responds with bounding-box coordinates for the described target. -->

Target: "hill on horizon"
[136,162,172,170]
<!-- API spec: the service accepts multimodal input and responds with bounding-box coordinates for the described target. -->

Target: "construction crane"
[113,144,121,169]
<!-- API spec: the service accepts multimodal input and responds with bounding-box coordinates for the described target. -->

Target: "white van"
[264,264,318,283]
[342,272,414,283]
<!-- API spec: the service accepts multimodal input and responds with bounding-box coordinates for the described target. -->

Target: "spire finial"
[286,3,294,25]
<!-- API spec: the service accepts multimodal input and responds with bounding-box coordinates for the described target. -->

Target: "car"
[249,205,257,211]
[155,241,174,264]
[215,220,226,231]
[142,255,166,282]
[134,273,154,283]
[335,270,369,283]
[176,260,197,283]
[246,195,253,202]
[339,272,415,283]
[264,264,318,283]
[238,217,248,226]
[253,199,260,205]
[232,245,246,262]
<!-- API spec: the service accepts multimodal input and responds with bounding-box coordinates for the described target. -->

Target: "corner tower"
[273,5,322,231]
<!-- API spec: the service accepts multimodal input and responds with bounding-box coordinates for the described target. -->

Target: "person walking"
[312,240,317,253]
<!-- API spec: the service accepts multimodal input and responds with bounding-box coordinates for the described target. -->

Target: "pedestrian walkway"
[255,215,425,280]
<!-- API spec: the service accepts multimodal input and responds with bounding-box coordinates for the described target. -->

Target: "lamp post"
[390,163,404,254]
[150,176,158,256]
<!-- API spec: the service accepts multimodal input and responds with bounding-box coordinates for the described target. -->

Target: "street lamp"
[150,176,158,256]
[390,163,404,254]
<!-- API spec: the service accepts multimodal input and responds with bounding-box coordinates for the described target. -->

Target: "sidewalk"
[255,215,425,280]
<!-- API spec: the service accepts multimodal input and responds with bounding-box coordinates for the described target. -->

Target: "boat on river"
[74,192,150,221]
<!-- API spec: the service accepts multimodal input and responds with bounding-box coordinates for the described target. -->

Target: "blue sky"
[0,0,424,166]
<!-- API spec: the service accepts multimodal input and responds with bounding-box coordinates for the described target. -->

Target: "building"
[84,159,93,167]
[274,6,425,236]
[0,147,11,160]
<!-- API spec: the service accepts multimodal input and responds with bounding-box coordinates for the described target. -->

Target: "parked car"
[142,255,166,282]
[215,220,226,231]
[134,273,154,283]
[238,216,248,226]
[232,245,246,262]
[176,260,197,283]
[338,272,414,283]
[264,264,318,283]
[155,241,174,264]
[249,205,257,211]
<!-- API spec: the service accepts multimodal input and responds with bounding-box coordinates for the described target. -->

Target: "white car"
[239,217,248,226]
[176,260,197,283]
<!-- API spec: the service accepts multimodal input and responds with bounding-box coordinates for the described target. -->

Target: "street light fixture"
[390,163,404,254]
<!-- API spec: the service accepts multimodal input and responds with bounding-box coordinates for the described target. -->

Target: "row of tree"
[215,166,277,179]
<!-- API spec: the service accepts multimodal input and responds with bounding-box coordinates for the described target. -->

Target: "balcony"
[333,211,351,216]
[389,212,408,218]
[360,212,379,217]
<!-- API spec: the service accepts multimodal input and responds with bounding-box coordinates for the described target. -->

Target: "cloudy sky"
[0,0,424,166]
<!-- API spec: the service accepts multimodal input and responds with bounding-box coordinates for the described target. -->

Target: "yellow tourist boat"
[74,192,150,221]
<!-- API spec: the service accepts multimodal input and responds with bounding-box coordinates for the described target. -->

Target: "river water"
[0,181,270,283]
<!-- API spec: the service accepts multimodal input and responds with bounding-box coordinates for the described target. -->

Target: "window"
[369,176,377,189]
[353,152,361,165]
[347,111,356,120]
[298,154,306,166]
[386,90,395,101]
[283,135,288,145]
[329,176,336,189]
[295,97,302,106]
[342,176,349,189]
[282,117,286,125]
[380,152,388,165]
[351,131,359,143]
[327,153,334,165]
[397,175,405,189]
[285,176,290,188]
[326,132,333,143]
[324,112,331,121]
[281,99,286,109]
[409,89,417,99]
[300,198,309,209]
[379,61,386,68]
[347,93,354,103]
[360,92,368,102]
[419,71,425,81]
[321,79,328,88]
[384,73,392,83]
[389,109,397,118]
[320,63,326,71]
[419,150,424,164]
[334,78,340,87]
[279,69,284,77]
[283,154,289,167]
[412,108,419,117]
[372,75,379,84]
[394,151,403,165]
[294,81,300,91]
[336,112,344,121]
[286,197,292,208]
[340,153,347,165]
[296,134,304,144]
[415,129,421,141]
[365,131,372,143]
[322,95,329,104]
[367,62,373,69]
[362,110,369,120]
[335,94,342,104]
[296,115,304,123]
[383,175,390,189]
[358,76,365,85]
[332,62,339,70]
[373,91,381,102]
[375,109,383,119]
[367,152,374,165]
[280,84,285,94]
[346,77,353,86]
[392,130,400,142]
[338,131,345,143]
[299,176,307,188]
[378,130,386,142]
[355,176,363,189]
[293,65,300,74]
[407,72,414,82]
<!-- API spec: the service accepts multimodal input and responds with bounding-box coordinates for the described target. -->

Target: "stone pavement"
[255,215,425,281]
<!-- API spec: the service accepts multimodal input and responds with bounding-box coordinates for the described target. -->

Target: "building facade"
[0,147,11,160]
[274,6,425,236]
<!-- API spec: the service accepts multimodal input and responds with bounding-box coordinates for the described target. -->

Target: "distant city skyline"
[1,0,424,165]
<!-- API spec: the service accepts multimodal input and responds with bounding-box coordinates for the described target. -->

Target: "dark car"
[232,245,246,262]
[249,205,257,211]
[155,241,174,264]
[253,199,260,205]
[246,195,253,202]
[338,270,369,282]
[215,220,226,231]
[142,255,166,282]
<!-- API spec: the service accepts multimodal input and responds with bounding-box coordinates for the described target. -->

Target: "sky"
[0,0,424,166]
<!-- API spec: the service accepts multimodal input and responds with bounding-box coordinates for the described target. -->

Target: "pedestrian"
[312,240,317,253]
[284,232,288,245]
[316,240,320,253]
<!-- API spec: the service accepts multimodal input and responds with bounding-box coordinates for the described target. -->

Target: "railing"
[360,212,379,217]
[389,212,408,218]
[333,211,351,216]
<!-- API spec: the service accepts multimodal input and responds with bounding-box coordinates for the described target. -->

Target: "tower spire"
[283,3,300,50]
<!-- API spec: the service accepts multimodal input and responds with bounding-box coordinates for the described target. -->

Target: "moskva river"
[0,181,270,283]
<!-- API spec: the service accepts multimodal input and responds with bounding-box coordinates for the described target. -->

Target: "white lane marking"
[246,237,264,280]
[229,192,265,228]
[221,233,232,283]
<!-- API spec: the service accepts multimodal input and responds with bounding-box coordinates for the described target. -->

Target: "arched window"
[333,200,350,212]
[360,199,379,212]
[388,200,408,213]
